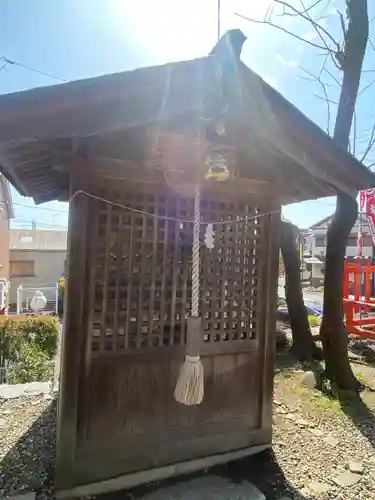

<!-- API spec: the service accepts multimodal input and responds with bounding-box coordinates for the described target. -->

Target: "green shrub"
[7,343,54,384]
[0,316,59,360]
[308,314,321,327]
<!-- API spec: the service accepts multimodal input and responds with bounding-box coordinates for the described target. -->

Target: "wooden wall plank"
[113,208,124,348]
[100,205,112,349]
[125,214,134,350]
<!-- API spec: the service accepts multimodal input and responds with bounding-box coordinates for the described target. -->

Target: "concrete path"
[278,277,323,306]
[0,381,51,399]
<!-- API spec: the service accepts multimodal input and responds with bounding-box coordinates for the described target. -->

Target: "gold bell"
[204,152,230,182]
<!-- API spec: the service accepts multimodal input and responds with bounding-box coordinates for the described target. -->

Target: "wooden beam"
[0,163,29,197]
[56,444,271,498]
[55,152,282,201]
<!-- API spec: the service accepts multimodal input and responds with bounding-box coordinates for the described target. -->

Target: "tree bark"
[280,221,322,360]
[320,0,369,390]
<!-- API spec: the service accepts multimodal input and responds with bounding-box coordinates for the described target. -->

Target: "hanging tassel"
[174,317,204,405]
[174,186,204,405]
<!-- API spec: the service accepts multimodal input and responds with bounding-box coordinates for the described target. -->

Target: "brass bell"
[204,151,230,182]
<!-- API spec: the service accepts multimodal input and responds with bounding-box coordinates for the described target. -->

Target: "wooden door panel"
[78,350,259,448]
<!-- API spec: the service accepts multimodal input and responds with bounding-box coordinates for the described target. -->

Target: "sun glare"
[108,0,273,61]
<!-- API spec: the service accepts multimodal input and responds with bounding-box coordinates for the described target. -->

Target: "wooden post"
[259,207,281,430]
[55,171,90,489]
[354,258,361,314]
[364,257,371,314]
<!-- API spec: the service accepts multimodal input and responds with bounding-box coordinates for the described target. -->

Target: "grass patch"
[292,385,343,413]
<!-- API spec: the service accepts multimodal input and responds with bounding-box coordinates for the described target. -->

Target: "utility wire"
[0,61,9,73]
[13,202,68,213]
[12,199,337,213]
[1,57,67,82]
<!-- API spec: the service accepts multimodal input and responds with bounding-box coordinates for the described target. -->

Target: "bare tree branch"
[298,65,331,133]
[361,120,375,162]
[319,52,330,78]
[337,9,347,38]
[275,0,340,49]
[297,0,343,70]
[234,12,335,53]
[275,0,324,17]
[322,67,342,87]
[358,77,375,96]
[313,93,339,105]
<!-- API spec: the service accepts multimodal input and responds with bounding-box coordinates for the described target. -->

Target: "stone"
[349,461,364,474]
[295,418,312,427]
[273,415,285,425]
[308,480,330,494]
[300,370,318,389]
[0,418,6,428]
[323,435,339,447]
[285,413,297,421]
[309,428,324,437]
[275,407,288,414]
[299,487,311,497]
[275,418,294,430]
[333,470,362,487]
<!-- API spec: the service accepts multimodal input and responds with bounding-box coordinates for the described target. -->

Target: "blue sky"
[2,0,375,229]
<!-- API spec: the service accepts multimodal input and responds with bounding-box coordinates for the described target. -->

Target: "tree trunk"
[280,221,321,360]
[320,0,369,390]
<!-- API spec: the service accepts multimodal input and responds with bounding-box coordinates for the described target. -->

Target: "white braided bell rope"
[191,185,201,317]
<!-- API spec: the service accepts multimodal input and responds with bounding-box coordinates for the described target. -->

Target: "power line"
[12,199,337,212]
[1,56,67,82]
[11,220,67,229]
[12,217,67,225]
[13,202,68,213]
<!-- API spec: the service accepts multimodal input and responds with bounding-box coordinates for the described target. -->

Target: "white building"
[303,213,374,286]
[8,229,67,311]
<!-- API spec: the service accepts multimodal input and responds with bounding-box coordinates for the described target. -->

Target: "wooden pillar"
[55,171,90,489]
[258,208,281,430]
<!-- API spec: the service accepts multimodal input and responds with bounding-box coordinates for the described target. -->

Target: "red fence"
[343,258,375,339]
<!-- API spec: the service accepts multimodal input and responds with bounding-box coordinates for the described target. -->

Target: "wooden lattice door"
[89,188,263,352]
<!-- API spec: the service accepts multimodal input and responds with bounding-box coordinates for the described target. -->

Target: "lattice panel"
[90,188,264,352]
[200,200,261,343]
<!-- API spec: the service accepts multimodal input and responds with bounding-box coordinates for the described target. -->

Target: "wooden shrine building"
[0,31,374,497]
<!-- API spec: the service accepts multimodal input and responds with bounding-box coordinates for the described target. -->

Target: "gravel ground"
[0,394,56,497]
[1,351,375,499]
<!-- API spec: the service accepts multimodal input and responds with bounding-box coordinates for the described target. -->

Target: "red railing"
[343,257,375,339]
